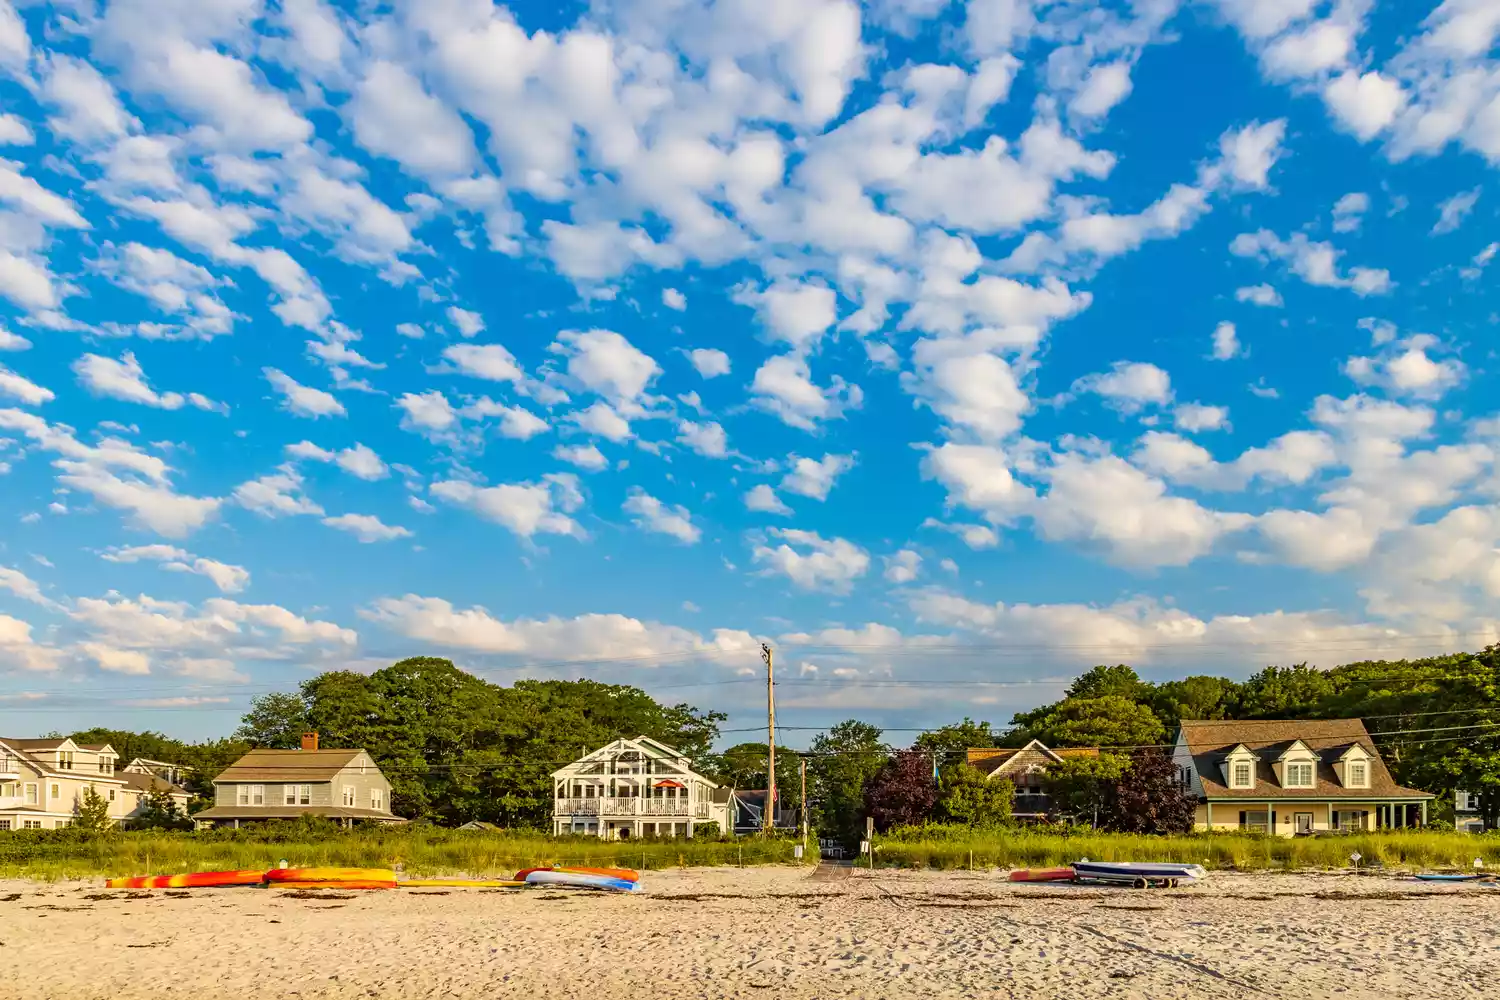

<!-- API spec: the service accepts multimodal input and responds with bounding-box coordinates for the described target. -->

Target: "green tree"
[808,720,887,846]
[935,764,1013,828]
[1150,676,1241,730]
[1066,664,1149,702]
[1040,754,1130,825]
[1100,749,1197,834]
[1236,663,1336,718]
[135,785,190,831]
[912,718,1000,776]
[712,742,801,800]
[234,692,309,749]
[73,786,112,834]
[863,750,939,832]
[1027,695,1166,748]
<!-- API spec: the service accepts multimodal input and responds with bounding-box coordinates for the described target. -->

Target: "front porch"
[1196,799,1430,836]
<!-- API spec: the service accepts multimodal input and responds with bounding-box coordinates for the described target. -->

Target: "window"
[1239,810,1270,832]
[1348,762,1368,787]
[57,751,74,771]
[1285,762,1314,788]
[342,785,355,807]
[237,785,250,806]
[49,783,60,799]
[286,784,310,806]
[24,783,37,805]
[1232,762,1252,788]
[0,820,9,831]
[22,820,41,830]
[370,788,383,811]
[100,759,114,775]
[237,785,265,806]
[285,785,296,806]
[108,789,116,802]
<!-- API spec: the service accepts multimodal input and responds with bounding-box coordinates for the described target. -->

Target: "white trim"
[1284,762,1315,789]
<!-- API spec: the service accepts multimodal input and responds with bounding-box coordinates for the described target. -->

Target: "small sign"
[1349,852,1362,864]
[793,845,804,860]
[1475,857,1485,869]
[859,840,870,855]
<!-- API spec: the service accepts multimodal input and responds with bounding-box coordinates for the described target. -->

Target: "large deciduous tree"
[1100,748,1197,834]
[863,749,939,832]
[809,720,887,845]
[912,718,1001,776]
[935,764,1013,828]
[1026,695,1167,749]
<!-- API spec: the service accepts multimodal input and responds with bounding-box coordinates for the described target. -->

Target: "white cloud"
[1331,192,1369,232]
[751,354,861,430]
[322,512,413,543]
[1432,187,1481,234]
[0,112,32,146]
[1175,403,1230,433]
[285,440,387,480]
[1072,361,1173,413]
[752,529,870,593]
[688,348,731,378]
[745,484,792,515]
[553,443,609,471]
[1235,283,1283,307]
[264,368,345,418]
[431,474,584,540]
[921,518,1000,549]
[662,288,687,311]
[396,390,457,432]
[0,565,52,606]
[1069,62,1133,119]
[921,442,1035,526]
[1211,321,1242,361]
[550,329,661,407]
[442,343,523,383]
[883,548,922,584]
[1322,70,1407,142]
[360,594,756,660]
[446,306,485,338]
[100,544,250,594]
[73,353,221,411]
[736,280,839,352]
[233,465,324,518]
[1218,118,1287,189]
[572,401,633,442]
[349,61,478,180]
[677,420,729,458]
[1343,335,1466,400]
[0,327,30,351]
[780,453,856,501]
[0,365,54,406]
[623,489,700,544]
[1230,229,1391,296]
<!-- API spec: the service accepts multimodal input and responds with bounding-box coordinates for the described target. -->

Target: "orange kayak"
[272,880,396,890]
[264,868,397,888]
[105,870,266,889]
[1008,867,1076,883]
[514,866,639,882]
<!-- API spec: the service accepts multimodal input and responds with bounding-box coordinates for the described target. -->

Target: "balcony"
[0,757,19,781]
[554,797,710,819]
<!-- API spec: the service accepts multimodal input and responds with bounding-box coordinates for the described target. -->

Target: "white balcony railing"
[556,797,711,819]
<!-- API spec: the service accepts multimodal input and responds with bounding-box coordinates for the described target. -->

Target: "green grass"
[0,825,811,881]
[871,827,1500,871]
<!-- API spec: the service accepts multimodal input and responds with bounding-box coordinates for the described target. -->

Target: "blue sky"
[1,0,1499,746]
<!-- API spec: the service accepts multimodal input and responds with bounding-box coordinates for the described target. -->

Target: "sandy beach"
[4,865,1496,1000]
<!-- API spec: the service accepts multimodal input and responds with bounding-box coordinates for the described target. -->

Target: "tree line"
[56,646,1500,837]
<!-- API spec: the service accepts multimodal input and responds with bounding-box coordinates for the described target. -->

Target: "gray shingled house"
[192,733,405,829]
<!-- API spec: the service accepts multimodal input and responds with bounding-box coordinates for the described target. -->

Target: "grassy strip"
[0,828,810,881]
[872,829,1500,871]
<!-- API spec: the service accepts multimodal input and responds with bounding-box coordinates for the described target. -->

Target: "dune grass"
[2,823,1494,881]
[0,824,810,881]
[872,827,1499,871]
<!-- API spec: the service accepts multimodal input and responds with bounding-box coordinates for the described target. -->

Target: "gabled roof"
[1178,718,1431,800]
[967,741,1100,777]
[118,771,190,796]
[0,738,126,782]
[550,736,717,785]
[214,749,371,783]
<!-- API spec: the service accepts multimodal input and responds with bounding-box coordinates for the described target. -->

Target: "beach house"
[1173,719,1435,835]
[1454,790,1487,833]
[551,737,733,839]
[966,740,1101,821]
[191,732,405,829]
[0,737,188,829]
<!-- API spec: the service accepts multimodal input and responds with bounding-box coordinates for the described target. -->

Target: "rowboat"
[1071,861,1206,888]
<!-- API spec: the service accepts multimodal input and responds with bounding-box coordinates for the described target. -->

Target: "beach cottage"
[1454,790,1487,833]
[967,740,1101,821]
[0,737,128,830]
[192,732,405,829]
[551,737,733,839]
[1173,719,1434,835]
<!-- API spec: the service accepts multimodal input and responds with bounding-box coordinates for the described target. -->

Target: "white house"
[1455,790,1486,833]
[551,737,733,840]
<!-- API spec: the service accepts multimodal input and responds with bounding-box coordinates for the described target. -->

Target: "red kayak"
[514,866,639,883]
[105,870,267,889]
[1008,867,1076,883]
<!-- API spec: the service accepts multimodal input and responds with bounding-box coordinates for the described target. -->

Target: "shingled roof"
[1178,718,1432,800]
[213,749,368,783]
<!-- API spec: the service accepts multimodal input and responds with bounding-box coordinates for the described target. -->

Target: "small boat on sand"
[264,868,398,889]
[105,870,267,889]
[1008,867,1076,883]
[1413,873,1495,882]
[521,869,643,892]
[1071,861,1206,888]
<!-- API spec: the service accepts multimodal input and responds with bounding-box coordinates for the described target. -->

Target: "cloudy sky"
[0,0,1498,745]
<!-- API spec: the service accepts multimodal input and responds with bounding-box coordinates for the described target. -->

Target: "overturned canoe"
[1072,861,1206,886]
[522,869,642,892]
[105,870,266,890]
[399,879,527,888]
[514,866,639,883]
[1008,868,1076,883]
[264,868,398,888]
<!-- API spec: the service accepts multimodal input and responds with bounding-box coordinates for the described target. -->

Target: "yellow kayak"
[265,867,398,887]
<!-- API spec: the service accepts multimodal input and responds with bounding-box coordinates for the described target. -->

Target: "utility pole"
[762,643,775,835]
[799,755,809,854]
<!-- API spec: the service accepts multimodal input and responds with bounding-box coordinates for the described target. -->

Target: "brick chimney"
[301,732,319,752]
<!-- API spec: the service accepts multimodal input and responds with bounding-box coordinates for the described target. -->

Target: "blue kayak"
[522,870,643,893]
[1413,873,1492,882]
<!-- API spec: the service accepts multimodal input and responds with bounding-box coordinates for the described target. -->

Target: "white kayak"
[522,870,643,893]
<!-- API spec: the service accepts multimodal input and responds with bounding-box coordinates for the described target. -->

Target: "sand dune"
[3,867,1496,999]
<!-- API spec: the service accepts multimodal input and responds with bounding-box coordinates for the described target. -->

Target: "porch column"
[1421,800,1428,827]
[1267,802,1273,835]
[1327,803,1334,832]
[1205,801,1212,830]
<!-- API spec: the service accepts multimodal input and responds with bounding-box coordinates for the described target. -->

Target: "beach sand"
[3,866,1496,999]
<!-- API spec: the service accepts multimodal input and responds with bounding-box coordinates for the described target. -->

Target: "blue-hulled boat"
[1071,861,1207,887]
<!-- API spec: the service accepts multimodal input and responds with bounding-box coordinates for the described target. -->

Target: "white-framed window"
[1232,762,1252,788]
[0,820,9,831]
[298,785,310,805]
[370,788,383,811]
[1285,762,1314,788]
[342,785,355,807]
[284,785,297,806]
[24,783,37,805]
[237,784,266,806]
[57,751,74,771]
[1348,761,1368,787]
[49,783,60,799]
[22,820,41,829]
[100,759,114,775]
[108,789,116,802]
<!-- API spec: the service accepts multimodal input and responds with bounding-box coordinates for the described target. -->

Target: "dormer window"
[1285,762,1314,788]
[57,751,74,771]
[1348,761,1368,788]
[1232,761,1252,787]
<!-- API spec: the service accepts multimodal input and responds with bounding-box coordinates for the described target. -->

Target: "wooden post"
[762,643,776,836]
[799,756,809,855]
